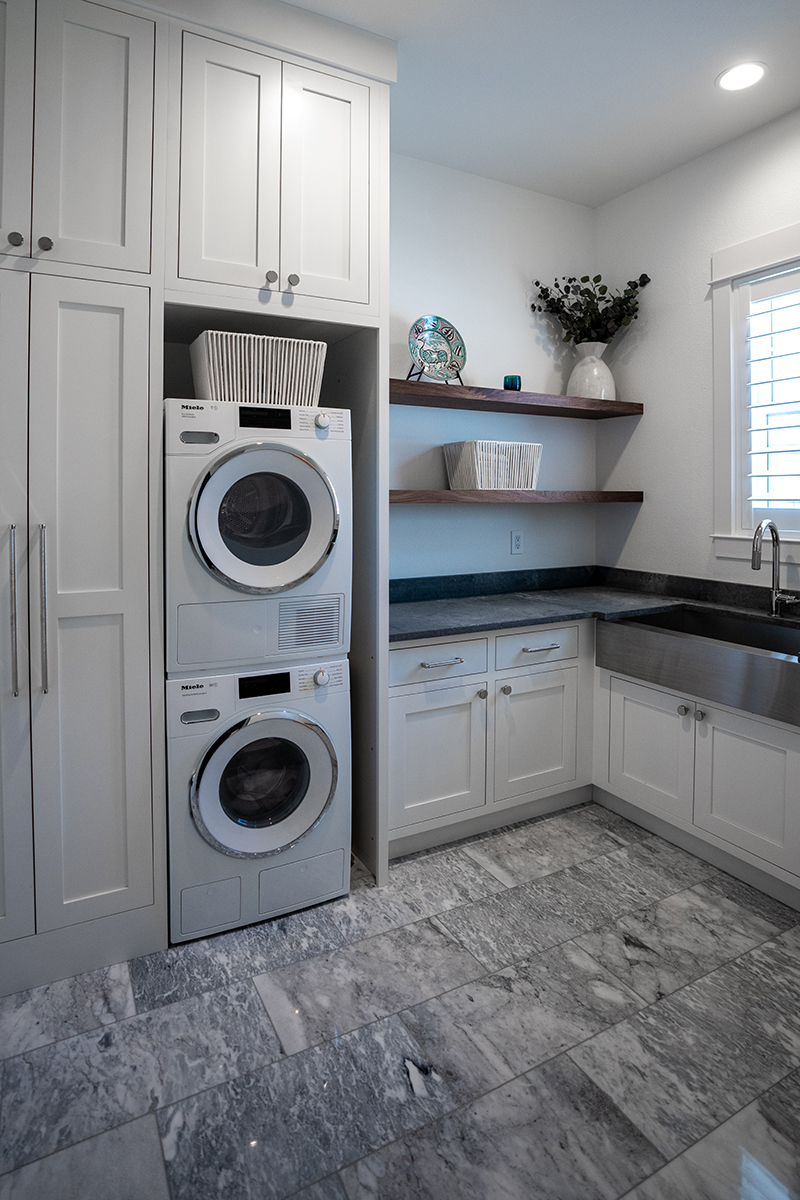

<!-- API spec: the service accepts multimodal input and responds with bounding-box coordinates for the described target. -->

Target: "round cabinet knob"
[287,273,300,287]
[313,669,330,687]
[477,689,488,700]
[37,236,53,251]
[265,270,278,284]
[7,231,24,247]
[694,709,706,722]
[501,685,512,695]
[315,413,331,429]
[677,705,690,716]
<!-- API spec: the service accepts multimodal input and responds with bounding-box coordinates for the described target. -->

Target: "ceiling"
[281,0,800,207]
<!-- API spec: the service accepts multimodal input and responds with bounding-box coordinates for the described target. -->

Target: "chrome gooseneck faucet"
[751,519,800,616]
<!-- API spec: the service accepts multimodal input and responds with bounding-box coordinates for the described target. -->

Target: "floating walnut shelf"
[390,489,644,505]
[389,377,643,419]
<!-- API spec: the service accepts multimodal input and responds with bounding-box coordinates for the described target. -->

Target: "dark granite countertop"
[389,587,690,642]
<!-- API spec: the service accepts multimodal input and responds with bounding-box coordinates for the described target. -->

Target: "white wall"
[390,153,597,580]
[596,107,800,586]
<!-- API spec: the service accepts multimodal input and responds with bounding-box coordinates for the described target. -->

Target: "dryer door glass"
[218,473,311,566]
[219,736,310,827]
[191,712,338,858]
[192,445,339,594]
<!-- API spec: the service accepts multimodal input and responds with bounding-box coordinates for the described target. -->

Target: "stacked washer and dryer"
[164,335,353,943]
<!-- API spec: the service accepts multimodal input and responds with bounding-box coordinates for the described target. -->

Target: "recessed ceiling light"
[716,62,767,91]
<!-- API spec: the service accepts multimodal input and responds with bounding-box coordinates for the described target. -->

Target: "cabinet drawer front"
[389,639,488,687]
[388,682,487,830]
[495,626,578,671]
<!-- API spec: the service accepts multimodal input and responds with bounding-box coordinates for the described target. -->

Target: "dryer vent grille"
[278,596,343,651]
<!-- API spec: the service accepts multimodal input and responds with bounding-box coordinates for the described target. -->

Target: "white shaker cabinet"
[1,273,154,944]
[0,0,155,272]
[605,674,800,878]
[178,31,370,303]
[608,676,695,822]
[494,667,578,803]
[0,269,35,944]
[693,705,800,875]
[388,682,488,830]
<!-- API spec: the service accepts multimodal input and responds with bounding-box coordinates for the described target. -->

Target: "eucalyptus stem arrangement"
[532,273,651,344]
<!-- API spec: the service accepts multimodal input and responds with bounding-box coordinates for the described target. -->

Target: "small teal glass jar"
[504,375,521,391]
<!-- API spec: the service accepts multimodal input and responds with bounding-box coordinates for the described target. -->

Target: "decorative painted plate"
[408,315,467,380]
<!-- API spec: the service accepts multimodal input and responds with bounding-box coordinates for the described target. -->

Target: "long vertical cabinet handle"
[9,525,19,696]
[40,524,48,694]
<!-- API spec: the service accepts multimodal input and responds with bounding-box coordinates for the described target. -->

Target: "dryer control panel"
[165,398,350,455]
[167,660,349,738]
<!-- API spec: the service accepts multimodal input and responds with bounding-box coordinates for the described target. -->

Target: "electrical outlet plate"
[511,530,523,555]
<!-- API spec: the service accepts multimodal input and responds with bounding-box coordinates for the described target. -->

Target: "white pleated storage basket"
[442,441,543,489]
[190,331,327,406]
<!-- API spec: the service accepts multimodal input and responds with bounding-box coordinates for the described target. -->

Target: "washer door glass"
[191,445,338,593]
[191,712,337,858]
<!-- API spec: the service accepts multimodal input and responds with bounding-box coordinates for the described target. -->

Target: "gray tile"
[128,903,348,1011]
[0,963,135,1059]
[325,846,504,947]
[570,934,800,1157]
[623,1066,800,1199]
[575,880,784,1003]
[701,870,800,931]
[254,918,483,1055]
[461,805,636,887]
[288,1177,349,1200]
[433,881,570,972]
[0,1115,170,1200]
[157,1014,456,1199]
[0,979,281,1173]
[400,940,645,1103]
[580,803,652,846]
[339,1055,664,1199]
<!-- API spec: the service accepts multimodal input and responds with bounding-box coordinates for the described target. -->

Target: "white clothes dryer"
[165,398,351,675]
[166,659,351,943]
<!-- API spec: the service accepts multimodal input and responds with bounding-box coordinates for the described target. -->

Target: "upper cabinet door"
[281,63,369,303]
[32,0,155,272]
[179,32,281,289]
[0,0,34,257]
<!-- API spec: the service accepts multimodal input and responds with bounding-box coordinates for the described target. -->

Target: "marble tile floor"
[2,803,800,1199]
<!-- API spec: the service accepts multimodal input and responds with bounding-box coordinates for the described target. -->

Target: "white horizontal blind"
[740,265,800,531]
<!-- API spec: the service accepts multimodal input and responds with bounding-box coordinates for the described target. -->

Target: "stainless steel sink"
[596,606,800,727]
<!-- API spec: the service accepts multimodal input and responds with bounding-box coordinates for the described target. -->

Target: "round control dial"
[313,670,330,687]
[315,413,331,429]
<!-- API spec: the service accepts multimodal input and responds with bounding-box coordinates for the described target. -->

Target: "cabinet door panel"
[389,683,487,830]
[494,667,578,802]
[281,64,369,302]
[179,32,281,288]
[0,0,34,257]
[28,274,153,931]
[694,707,800,873]
[609,677,695,820]
[0,270,33,943]
[32,0,155,272]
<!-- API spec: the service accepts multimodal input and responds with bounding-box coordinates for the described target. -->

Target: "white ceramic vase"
[566,342,616,400]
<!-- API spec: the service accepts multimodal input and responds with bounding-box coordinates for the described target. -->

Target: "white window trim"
[712,220,800,561]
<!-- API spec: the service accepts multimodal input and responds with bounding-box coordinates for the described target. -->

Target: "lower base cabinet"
[388,625,584,835]
[607,674,800,877]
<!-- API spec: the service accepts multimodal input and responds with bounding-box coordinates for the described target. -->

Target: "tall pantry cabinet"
[0,0,162,992]
[0,0,393,993]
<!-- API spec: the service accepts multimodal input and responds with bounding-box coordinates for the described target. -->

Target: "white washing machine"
[165,398,351,675]
[167,659,351,942]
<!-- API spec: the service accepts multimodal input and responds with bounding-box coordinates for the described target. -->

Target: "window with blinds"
[739,264,800,532]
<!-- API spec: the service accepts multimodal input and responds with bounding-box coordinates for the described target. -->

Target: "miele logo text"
[181,684,205,690]
[181,404,204,410]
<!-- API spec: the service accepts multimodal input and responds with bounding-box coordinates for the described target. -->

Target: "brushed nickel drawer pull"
[477,689,488,699]
[9,525,19,696]
[522,643,561,653]
[677,705,690,716]
[501,684,512,695]
[420,657,464,669]
[694,709,706,722]
[40,524,48,694]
